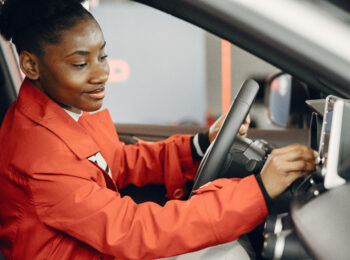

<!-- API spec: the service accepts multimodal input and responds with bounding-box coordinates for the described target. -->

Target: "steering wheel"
[190,79,259,196]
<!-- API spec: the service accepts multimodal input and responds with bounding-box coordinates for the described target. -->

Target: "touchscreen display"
[323,99,349,189]
[338,102,350,171]
[318,96,338,165]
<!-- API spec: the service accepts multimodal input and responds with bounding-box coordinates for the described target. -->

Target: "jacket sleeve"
[114,135,199,199]
[29,171,267,260]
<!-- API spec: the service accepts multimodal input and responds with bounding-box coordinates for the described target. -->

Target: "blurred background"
[87,0,349,129]
[88,0,279,127]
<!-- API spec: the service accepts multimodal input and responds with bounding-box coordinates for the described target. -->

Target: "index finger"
[272,144,316,157]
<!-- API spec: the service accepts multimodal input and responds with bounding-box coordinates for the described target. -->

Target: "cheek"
[55,70,87,93]
[105,62,110,77]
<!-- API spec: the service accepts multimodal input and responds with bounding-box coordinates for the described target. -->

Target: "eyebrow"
[65,41,107,58]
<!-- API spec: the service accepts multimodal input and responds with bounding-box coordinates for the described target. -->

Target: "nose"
[89,61,110,84]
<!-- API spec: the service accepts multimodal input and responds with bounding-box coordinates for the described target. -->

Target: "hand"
[260,144,317,199]
[208,114,251,143]
[238,114,250,137]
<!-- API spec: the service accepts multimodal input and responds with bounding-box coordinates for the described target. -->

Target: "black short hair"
[0,0,94,56]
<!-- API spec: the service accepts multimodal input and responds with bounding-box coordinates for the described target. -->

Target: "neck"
[30,78,82,114]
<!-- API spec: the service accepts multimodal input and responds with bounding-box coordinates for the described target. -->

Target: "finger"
[272,146,316,162]
[284,171,308,186]
[209,114,225,129]
[239,117,250,136]
[209,114,227,142]
[245,114,251,125]
[279,150,316,164]
[238,124,248,136]
[281,160,316,173]
[272,144,309,155]
[216,114,226,125]
[286,167,315,183]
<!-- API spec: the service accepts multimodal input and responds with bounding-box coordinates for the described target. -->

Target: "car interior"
[1,0,350,259]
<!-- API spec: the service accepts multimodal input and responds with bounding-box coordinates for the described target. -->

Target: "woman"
[0,0,316,259]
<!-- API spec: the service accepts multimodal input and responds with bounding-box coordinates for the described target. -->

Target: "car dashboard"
[261,96,350,260]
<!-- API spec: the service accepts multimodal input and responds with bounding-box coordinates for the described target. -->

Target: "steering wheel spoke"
[190,79,260,196]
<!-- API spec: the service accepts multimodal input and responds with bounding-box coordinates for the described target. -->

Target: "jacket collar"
[17,78,100,159]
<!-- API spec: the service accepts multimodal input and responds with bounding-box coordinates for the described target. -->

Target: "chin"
[84,103,103,112]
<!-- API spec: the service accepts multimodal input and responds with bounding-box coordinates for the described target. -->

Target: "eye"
[100,54,108,62]
[72,63,87,69]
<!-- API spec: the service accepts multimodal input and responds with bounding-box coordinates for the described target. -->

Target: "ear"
[19,51,40,80]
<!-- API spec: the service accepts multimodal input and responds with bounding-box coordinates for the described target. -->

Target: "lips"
[85,86,105,100]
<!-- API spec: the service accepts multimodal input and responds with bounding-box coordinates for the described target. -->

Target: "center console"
[262,97,350,259]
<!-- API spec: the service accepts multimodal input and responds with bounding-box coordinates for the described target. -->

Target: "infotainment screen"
[318,95,339,164]
[322,99,350,189]
[336,101,350,175]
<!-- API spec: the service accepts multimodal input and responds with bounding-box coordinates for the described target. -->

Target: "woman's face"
[35,18,110,113]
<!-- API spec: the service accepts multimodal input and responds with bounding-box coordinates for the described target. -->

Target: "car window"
[90,0,279,127]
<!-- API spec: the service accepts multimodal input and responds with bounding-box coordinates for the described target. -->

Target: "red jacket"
[0,79,268,259]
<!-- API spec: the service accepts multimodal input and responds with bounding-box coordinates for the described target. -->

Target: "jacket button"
[173,188,185,199]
